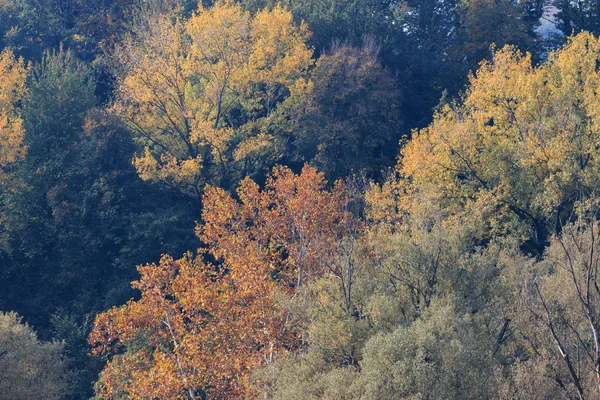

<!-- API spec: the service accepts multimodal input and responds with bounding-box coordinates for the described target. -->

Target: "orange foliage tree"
[89,165,355,399]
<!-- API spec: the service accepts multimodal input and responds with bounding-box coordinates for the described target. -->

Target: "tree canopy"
[3,1,600,399]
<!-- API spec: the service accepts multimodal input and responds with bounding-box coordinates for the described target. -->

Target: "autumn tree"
[0,49,27,185]
[0,48,27,251]
[251,177,521,399]
[90,165,355,398]
[360,31,600,400]
[377,32,600,254]
[0,311,70,400]
[90,254,272,399]
[113,2,313,200]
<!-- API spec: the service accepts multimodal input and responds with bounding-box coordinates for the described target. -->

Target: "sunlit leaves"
[90,165,355,398]
[0,49,27,184]
[114,2,313,199]
[374,32,600,252]
[0,312,69,400]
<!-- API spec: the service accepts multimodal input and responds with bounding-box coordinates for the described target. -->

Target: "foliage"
[279,39,402,180]
[113,2,313,200]
[356,302,493,400]
[508,218,600,399]
[91,254,268,398]
[0,48,27,185]
[0,0,196,60]
[253,191,517,398]
[0,1,596,398]
[239,0,400,52]
[90,165,356,398]
[0,311,69,399]
[377,32,600,254]
[556,0,600,37]
[0,47,199,399]
[453,0,539,71]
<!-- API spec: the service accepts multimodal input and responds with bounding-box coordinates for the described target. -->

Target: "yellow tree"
[0,49,27,185]
[113,2,313,200]
[370,32,600,253]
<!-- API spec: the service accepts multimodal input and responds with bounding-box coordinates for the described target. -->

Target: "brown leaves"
[90,253,265,398]
[201,165,352,290]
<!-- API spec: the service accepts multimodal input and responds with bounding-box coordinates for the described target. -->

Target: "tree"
[0,0,68,59]
[511,218,600,399]
[113,2,313,200]
[355,301,493,400]
[453,0,539,73]
[381,32,600,254]
[90,165,356,398]
[0,49,27,185]
[251,163,520,399]
[1,46,96,263]
[280,39,402,180]
[0,0,195,61]
[0,311,69,400]
[238,0,401,53]
[556,0,600,37]
[201,165,354,289]
[90,254,273,399]
[23,46,96,163]
[0,46,205,399]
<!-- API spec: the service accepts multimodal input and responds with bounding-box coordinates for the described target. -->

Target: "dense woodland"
[5,0,600,399]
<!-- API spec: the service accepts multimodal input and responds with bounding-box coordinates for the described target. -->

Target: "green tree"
[0,0,196,61]
[2,46,96,260]
[0,311,69,400]
[356,302,493,400]
[556,0,600,37]
[0,47,199,398]
[239,0,401,53]
[453,0,539,74]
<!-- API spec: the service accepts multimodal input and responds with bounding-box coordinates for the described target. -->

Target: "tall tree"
[1,46,96,261]
[511,218,600,399]
[113,2,313,200]
[279,39,402,180]
[556,0,600,37]
[453,0,539,73]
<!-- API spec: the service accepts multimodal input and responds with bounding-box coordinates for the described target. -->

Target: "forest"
[3,0,600,399]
